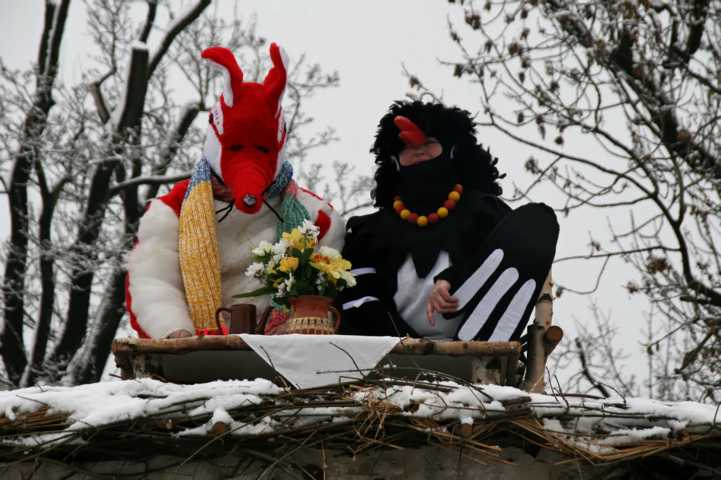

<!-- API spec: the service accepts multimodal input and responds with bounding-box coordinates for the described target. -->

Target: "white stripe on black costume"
[351,267,377,276]
[446,202,558,341]
[488,278,536,341]
[457,265,519,341]
[342,296,380,310]
[453,248,504,310]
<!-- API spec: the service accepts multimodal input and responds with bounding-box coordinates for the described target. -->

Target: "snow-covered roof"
[0,378,718,466]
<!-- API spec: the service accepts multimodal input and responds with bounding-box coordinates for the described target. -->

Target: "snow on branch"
[0,377,718,464]
[108,173,190,198]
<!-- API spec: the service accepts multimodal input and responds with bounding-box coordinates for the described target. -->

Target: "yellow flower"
[281,229,303,250]
[311,253,327,263]
[282,228,316,251]
[318,246,341,258]
[278,256,299,272]
[311,253,352,284]
[311,255,334,277]
[330,257,351,272]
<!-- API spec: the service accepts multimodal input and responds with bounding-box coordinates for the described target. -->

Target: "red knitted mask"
[202,43,288,214]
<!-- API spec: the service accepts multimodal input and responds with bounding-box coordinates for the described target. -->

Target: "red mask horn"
[201,46,244,107]
[263,43,288,113]
[393,115,427,148]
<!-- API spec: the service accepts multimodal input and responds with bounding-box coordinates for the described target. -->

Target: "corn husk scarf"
[179,158,309,330]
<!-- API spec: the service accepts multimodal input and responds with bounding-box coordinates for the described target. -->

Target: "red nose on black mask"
[394,115,427,148]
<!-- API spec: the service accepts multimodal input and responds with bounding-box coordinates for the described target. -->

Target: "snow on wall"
[0,378,718,449]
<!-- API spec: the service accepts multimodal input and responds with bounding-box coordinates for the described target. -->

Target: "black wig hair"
[370,101,504,209]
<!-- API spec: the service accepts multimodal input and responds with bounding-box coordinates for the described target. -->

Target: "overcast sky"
[0,1,650,382]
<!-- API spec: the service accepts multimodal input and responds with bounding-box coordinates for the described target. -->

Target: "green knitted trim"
[276,193,311,240]
[270,189,311,311]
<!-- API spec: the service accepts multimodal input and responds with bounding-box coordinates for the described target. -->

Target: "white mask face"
[398,138,443,167]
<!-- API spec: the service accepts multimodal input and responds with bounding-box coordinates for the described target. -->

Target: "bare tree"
[0,0,350,387]
[422,0,721,398]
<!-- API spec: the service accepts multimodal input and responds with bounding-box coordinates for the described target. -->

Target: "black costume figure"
[337,101,559,341]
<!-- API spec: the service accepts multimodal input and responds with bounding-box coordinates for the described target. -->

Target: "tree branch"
[682,0,709,61]
[44,0,71,82]
[50,42,151,372]
[64,267,128,384]
[139,0,158,43]
[340,201,373,218]
[89,85,110,124]
[1,0,71,385]
[21,177,69,387]
[554,245,681,263]
[147,0,211,79]
[575,338,610,398]
[36,0,56,78]
[144,102,200,201]
[117,45,150,130]
[109,173,190,198]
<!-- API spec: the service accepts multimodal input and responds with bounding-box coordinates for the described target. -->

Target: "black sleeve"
[335,215,416,337]
[434,195,512,289]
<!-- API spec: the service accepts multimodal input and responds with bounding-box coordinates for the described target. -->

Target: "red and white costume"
[125,44,344,338]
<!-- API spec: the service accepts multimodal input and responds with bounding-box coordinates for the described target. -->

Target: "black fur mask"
[397,150,457,214]
[370,100,504,210]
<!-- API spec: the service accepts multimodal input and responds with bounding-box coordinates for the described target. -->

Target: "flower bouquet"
[236,220,355,334]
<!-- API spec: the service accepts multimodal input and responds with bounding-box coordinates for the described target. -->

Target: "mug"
[215,303,257,334]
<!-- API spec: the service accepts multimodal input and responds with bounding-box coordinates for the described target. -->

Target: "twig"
[107,173,190,198]
[574,338,610,398]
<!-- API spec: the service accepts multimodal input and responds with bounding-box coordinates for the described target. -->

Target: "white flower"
[275,274,294,297]
[318,246,341,259]
[270,254,283,266]
[244,262,265,278]
[283,274,295,293]
[252,240,273,257]
[271,239,289,255]
[299,219,320,238]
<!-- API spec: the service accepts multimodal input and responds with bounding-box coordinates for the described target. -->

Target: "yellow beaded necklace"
[392,184,463,227]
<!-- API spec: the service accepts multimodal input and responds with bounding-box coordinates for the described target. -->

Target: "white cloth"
[239,334,399,388]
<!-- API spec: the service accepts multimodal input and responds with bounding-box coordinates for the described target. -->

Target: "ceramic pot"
[285,295,341,335]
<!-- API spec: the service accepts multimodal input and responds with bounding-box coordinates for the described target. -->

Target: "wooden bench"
[112,336,523,386]
[113,274,562,390]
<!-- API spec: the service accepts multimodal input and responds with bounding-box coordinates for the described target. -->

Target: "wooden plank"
[534,272,554,330]
[380,353,503,384]
[131,352,165,380]
[470,358,502,385]
[112,336,521,358]
[505,347,521,386]
[111,336,523,386]
[522,324,545,393]
[112,348,135,379]
[396,338,521,357]
[543,326,564,357]
[159,350,286,385]
[128,350,507,385]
